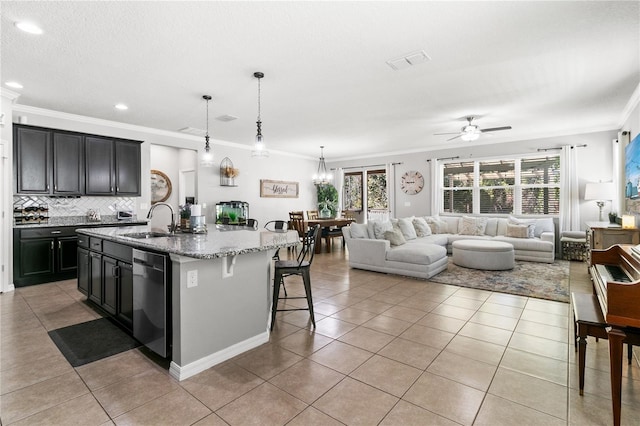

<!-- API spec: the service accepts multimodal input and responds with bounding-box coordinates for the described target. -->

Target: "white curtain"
[429,158,440,216]
[335,167,344,215]
[612,139,621,215]
[559,145,580,232]
[386,163,396,218]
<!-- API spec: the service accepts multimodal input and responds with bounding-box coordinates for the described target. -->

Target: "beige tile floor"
[2,247,640,425]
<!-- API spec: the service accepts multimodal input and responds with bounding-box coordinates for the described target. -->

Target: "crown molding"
[619,82,640,128]
[0,88,21,102]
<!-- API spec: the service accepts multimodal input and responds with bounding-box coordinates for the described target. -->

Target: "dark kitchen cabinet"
[14,126,50,194]
[52,132,84,195]
[77,247,90,296]
[13,124,141,196]
[115,140,141,196]
[78,237,134,331]
[13,227,77,287]
[85,136,115,195]
[85,137,141,196]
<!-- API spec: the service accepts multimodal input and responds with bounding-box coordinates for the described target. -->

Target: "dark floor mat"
[48,318,140,367]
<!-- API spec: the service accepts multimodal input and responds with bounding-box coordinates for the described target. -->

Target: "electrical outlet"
[187,270,198,288]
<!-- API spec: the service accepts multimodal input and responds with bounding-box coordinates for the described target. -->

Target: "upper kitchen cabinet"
[85,136,115,195]
[13,124,141,196]
[14,126,51,194]
[85,137,141,196]
[115,140,141,196]
[53,131,84,195]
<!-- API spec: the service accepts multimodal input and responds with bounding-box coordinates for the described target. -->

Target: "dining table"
[305,217,355,253]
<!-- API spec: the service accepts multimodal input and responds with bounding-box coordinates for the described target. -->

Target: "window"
[342,169,388,219]
[441,155,560,215]
[343,172,363,211]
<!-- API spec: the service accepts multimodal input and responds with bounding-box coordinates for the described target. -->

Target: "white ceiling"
[2,1,639,160]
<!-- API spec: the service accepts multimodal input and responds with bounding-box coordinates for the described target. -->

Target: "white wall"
[330,130,618,230]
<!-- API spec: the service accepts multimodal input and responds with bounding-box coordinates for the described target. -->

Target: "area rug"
[428,259,570,303]
[48,318,140,367]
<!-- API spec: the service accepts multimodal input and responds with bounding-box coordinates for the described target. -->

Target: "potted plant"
[221,166,239,186]
[316,184,338,218]
[179,204,191,230]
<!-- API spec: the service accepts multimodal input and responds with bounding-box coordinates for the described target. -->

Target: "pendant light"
[251,72,269,158]
[200,95,215,167]
[312,146,332,185]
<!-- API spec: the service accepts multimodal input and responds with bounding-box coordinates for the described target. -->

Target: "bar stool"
[270,225,320,331]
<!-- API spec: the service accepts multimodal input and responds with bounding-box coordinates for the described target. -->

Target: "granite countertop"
[76,225,300,259]
[14,215,148,228]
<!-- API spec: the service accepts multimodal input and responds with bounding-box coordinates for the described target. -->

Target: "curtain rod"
[426,156,459,162]
[537,144,587,152]
[333,162,402,170]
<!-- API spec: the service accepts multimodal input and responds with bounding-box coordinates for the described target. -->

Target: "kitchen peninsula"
[76,225,300,381]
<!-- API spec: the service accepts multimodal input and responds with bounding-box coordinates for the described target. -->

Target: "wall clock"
[400,170,424,195]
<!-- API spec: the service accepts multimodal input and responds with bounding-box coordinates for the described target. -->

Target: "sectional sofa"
[342,215,555,279]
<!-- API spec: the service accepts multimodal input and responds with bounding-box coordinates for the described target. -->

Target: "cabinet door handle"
[46,184,50,191]
[58,241,61,249]
[113,265,120,279]
[110,186,113,192]
[116,186,119,192]
[50,241,54,250]
[54,185,57,191]
[51,230,61,234]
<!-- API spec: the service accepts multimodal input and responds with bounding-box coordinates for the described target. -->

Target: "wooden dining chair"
[307,210,318,220]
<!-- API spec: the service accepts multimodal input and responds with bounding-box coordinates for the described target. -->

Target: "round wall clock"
[400,170,424,195]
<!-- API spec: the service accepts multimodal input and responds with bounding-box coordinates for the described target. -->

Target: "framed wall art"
[260,179,299,198]
[151,169,172,204]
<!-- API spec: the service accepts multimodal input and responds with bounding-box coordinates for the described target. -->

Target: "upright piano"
[590,245,640,426]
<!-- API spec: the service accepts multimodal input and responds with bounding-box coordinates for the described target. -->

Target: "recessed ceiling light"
[114,103,128,110]
[5,81,23,89]
[15,21,43,35]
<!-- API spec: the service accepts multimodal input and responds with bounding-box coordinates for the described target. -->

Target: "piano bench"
[571,292,633,396]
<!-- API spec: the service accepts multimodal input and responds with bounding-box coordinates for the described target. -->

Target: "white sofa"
[342,215,555,279]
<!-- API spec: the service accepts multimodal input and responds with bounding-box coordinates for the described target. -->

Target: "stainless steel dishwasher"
[132,249,168,357]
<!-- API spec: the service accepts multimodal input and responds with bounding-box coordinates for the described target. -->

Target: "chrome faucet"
[147,202,177,234]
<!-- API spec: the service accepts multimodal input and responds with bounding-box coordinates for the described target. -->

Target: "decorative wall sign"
[260,179,299,198]
[151,169,172,204]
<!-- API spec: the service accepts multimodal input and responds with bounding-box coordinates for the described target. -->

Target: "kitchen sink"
[122,232,175,239]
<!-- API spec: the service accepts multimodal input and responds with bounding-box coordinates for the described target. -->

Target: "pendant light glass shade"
[251,72,269,158]
[312,146,332,184]
[200,95,215,167]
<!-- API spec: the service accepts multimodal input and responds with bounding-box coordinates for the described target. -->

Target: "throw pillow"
[508,216,536,238]
[373,220,393,239]
[397,217,417,240]
[506,223,529,238]
[459,216,488,236]
[413,217,432,237]
[349,223,369,239]
[425,217,448,234]
[384,229,406,246]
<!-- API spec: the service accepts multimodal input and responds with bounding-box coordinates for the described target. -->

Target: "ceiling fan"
[434,116,512,142]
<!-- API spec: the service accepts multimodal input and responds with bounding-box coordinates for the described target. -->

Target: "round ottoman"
[452,240,515,270]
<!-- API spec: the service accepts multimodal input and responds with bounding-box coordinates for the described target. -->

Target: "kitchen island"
[76,224,300,380]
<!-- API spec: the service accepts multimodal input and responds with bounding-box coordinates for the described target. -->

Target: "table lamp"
[584,182,615,222]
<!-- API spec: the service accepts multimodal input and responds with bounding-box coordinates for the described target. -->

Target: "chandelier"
[200,95,215,167]
[312,146,332,185]
[251,72,269,158]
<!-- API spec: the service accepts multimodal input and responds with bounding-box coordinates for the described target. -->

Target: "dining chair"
[270,225,321,331]
[307,210,318,220]
[263,220,288,232]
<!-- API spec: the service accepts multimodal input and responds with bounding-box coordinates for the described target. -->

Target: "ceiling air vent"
[216,114,238,122]
[386,50,431,71]
[178,127,206,136]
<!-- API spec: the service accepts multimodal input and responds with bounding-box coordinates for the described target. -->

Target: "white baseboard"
[169,331,269,381]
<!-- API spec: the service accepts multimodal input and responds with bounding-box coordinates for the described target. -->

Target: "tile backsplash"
[13,195,136,217]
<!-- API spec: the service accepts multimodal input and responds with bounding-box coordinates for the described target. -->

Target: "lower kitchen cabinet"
[13,227,77,286]
[79,238,134,331]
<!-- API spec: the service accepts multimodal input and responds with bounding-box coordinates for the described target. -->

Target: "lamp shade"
[584,182,614,201]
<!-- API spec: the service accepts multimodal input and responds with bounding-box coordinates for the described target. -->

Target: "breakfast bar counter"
[76,225,300,380]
